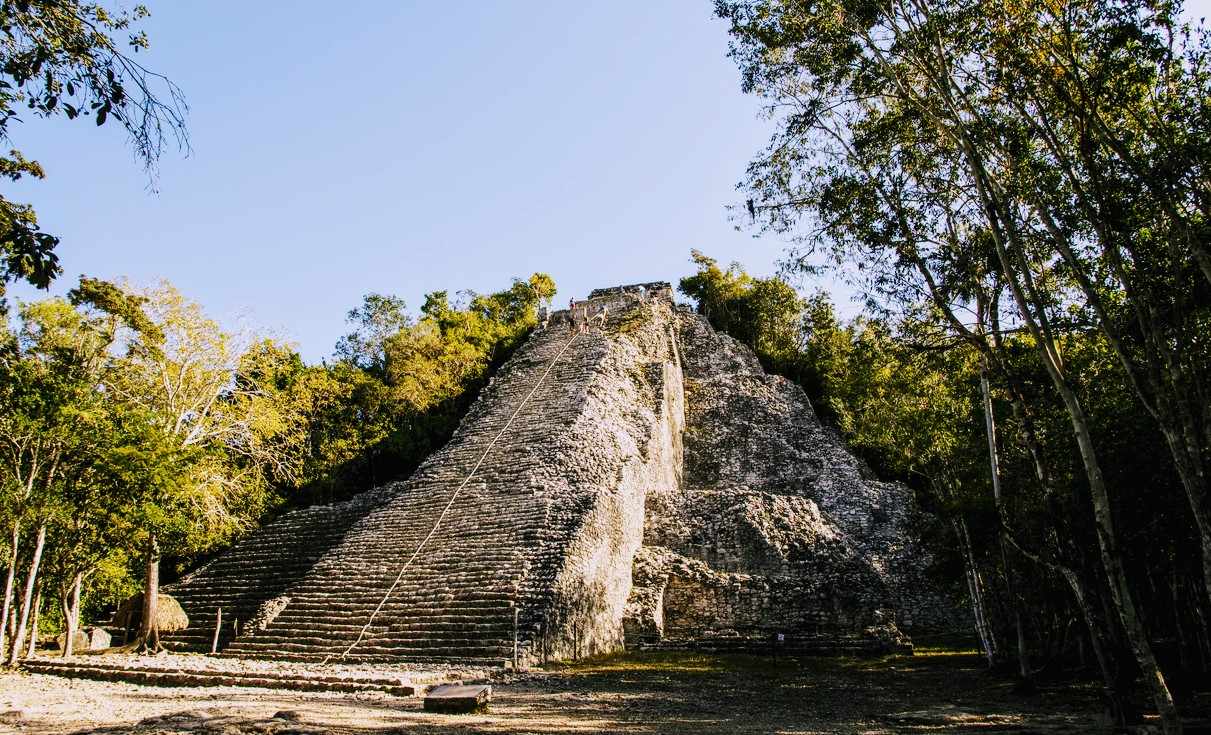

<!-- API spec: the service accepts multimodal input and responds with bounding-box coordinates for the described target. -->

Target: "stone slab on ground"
[423,684,492,713]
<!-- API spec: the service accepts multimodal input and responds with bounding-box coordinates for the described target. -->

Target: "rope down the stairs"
[324,325,581,663]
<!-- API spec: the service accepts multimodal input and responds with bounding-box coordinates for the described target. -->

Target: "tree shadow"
[41,651,1143,734]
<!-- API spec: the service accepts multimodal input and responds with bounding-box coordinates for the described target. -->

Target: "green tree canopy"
[0,2,187,307]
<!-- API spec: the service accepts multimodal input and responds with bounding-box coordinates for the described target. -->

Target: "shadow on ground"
[35,650,1209,734]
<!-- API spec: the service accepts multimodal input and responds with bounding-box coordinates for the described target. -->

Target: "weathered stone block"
[424,684,491,713]
[86,627,111,650]
[55,630,88,652]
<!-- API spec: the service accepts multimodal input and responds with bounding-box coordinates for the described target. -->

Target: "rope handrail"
[324,325,581,663]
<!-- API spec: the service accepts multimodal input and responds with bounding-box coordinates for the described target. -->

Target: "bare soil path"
[0,650,1200,734]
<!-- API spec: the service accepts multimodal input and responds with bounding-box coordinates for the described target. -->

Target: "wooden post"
[233,618,239,639]
[512,606,519,670]
[211,607,222,654]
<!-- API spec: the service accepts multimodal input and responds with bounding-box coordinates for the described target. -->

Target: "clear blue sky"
[9,2,1209,361]
[7,2,800,361]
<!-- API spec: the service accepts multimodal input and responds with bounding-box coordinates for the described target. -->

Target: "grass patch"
[914,644,981,658]
[910,632,982,659]
[552,651,725,675]
[608,309,648,335]
[547,650,881,677]
[541,639,985,682]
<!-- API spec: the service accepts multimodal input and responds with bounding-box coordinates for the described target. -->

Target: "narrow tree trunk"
[0,523,18,657]
[138,534,161,653]
[1063,388,1180,731]
[955,517,997,667]
[69,574,82,649]
[1059,566,1138,725]
[61,573,83,658]
[980,365,1031,684]
[1164,422,1211,614]
[8,523,45,665]
[25,586,39,659]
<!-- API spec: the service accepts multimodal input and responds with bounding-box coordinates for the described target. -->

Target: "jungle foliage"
[710,0,1210,729]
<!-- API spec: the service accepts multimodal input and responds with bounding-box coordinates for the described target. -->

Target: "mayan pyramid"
[162,283,952,664]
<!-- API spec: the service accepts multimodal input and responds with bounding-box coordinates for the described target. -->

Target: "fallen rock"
[55,630,89,652]
[86,627,112,650]
[423,684,491,713]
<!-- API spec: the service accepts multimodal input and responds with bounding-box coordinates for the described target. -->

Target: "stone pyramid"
[162,284,953,664]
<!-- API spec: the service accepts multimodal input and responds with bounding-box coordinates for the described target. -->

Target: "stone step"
[225,640,513,658]
[20,660,420,696]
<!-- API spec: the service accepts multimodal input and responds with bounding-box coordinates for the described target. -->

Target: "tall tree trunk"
[1058,566,1137,727]
[980,364,1032,683]
[138,534,161,653]
[61,573,83,658]
[1159,422,1211,613]
[7,523,45,665]
[25,585,40,659]
[1057,380,1179,731]
[954,517,997,667]
[0,523,18,657]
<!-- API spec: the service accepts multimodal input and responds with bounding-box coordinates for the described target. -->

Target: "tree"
[334,294,410,375]
[298,274,557,502]
[715,1,1208,728]
[678,251,811,390]
[0,300,95,662]
[0,1,187,306]
[88,282,302,651]
[0,288,156,662]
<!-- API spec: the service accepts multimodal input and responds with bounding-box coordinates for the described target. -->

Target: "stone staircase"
[161,486,397,653]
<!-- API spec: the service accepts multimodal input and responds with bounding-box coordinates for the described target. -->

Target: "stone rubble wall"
[622,310,956,652]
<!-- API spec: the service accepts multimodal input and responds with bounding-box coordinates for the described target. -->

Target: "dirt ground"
[0,649,1198,734]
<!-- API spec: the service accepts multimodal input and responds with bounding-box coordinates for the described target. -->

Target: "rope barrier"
[324,323,582,663]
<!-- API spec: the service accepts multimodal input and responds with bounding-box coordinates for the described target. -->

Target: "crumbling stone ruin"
[163,283,954,664]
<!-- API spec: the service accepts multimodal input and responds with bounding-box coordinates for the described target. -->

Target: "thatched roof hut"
[111,593,189,633]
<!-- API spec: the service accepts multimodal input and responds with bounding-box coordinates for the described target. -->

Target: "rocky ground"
[0,649,1204,734]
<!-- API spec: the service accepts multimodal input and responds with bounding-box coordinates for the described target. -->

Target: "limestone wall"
[623,309,956,652]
